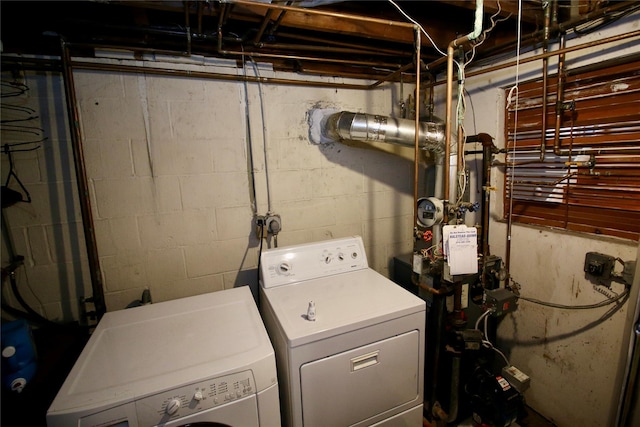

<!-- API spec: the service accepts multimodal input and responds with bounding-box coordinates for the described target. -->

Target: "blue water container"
[1,319,37,393]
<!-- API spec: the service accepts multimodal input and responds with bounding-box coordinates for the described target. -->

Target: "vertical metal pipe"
[427,70,435,120]
[444,43,455,221]
[184,1,192,55]
[480,134,493,259]
[60,40,107,319]
[197,1,203,35]
[540,1,552,161]
[444,35,470,219]
[553,33,567,155]
[217,3,228,53]
[413,26,421,235]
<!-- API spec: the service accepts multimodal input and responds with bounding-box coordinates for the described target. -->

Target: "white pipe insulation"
[467,0,484,41]
[309,109,446,154]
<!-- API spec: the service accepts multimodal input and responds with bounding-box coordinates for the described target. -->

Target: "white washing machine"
[259,236,426,427]
[46,286,281,427]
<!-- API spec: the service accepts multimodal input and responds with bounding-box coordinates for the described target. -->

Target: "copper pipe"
[184,1,190,29]
[220,49,401,68]
[217,3,226,53]
[474,133,494,259]
[369,62,416,89]
[540,1,552,161]
[60,41,107,319]
[231,0,415,29]
[415,278,452,296]
[255,42,391,56]
[215,1,412,86]
[427,70,435,119]
[253,9,275,44]
[414,26,421,234]
[295,66,407,82]
[276,31,407,57]
[553,33,567,156]
[184,1,191,55]
[426,29,640,88]
[197,1,204,35]
[70,60,371,90]
[454,1,637,71]
[269,4,289,34]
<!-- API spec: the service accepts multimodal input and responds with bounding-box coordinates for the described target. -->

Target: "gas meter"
[417,197,444,227]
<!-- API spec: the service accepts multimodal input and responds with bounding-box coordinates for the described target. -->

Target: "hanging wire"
[465,0,513,66]
[387,0,447,57]
[1,81,29,98]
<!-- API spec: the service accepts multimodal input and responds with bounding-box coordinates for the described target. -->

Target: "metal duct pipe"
[322,111,445,153]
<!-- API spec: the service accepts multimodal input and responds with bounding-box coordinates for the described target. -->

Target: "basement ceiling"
[1,1,638,80]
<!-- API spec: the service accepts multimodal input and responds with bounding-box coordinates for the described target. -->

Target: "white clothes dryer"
[46,286,280,427]
[259,236,426,427]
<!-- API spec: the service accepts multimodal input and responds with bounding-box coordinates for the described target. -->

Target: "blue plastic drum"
[1,319,37,393]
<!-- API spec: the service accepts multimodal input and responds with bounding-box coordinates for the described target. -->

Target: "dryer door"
[300,330,420,426]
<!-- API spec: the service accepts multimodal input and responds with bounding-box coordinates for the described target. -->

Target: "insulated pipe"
[444,0,483,221]
[322,112,445,152]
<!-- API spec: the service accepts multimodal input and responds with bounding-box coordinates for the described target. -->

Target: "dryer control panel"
[260,236,368,288]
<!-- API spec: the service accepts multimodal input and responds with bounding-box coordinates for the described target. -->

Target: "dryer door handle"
[351,351,379,372]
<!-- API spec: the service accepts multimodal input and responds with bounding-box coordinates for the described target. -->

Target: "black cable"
[2,269,64,327]
[510,277,629,309]
[517,287,628,310]
[256,223,265,285]
[501,287,630,347]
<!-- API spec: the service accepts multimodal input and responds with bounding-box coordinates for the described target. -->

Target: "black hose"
[1,261,68,328]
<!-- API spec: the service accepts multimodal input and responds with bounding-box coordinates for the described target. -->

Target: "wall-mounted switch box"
[584,252,615,280]
[484,288,518,317]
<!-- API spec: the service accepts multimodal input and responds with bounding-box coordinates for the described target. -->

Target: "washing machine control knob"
[324,253,332,264]
[165,398,181,415]
[338,252,345,261]
[193,390,203,401]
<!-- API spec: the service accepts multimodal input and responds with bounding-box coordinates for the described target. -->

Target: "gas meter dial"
[417,197,444,227]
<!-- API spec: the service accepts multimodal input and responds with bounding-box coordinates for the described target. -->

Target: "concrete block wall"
[457,15,640,427]
[1,70,92,322]
[2,58,417,322]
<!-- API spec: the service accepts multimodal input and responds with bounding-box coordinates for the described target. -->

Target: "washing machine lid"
[49,286,275,412]
[262,268,425,348]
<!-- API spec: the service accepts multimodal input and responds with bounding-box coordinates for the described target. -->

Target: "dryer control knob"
[193,390,204,401]
[278,262,291,275]
[166,398,181,415]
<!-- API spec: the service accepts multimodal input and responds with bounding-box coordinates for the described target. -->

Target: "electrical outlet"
[255,214,282,239]
[255,215,267,239]
[265,214,281,235]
